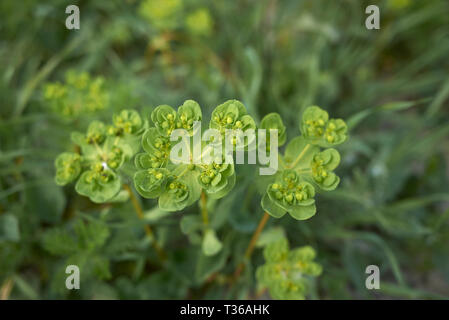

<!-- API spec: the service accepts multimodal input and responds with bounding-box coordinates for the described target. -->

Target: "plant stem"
[200,191,209,227]
[123,184,166,261]
[232,212,270,281]
[0,278,14,300]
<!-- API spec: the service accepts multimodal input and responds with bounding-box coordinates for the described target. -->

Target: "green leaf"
[54,152,82,186]
[75,169,121,203]
[144,206,173,223]
[158,167,201,211]
[309,149,341,191]
[288,203,316,220]
[92,256,112,280]
[134,168,170,198]
[74,219,110,252]
[177,100,202,134]
[284,136,319,170]
[180,215,202,235]
[260,112,287,146]
[0,214,20,242]
[26,182,66,223]
[261,193,286,218]
[199,161,236,199]
[202,228,223,256]
[151,104,177,136]
[42,228,78,255]
[256,227,286,248]
[195,235,231,283]
[207,173,236,199]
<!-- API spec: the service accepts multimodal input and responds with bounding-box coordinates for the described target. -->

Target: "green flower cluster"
[139,0,213,36]
[139,0,183,30]
[210,100,257,148]
[134,99,255,211]
[152,100,202,136]
[256,238,322,300]
[301,106,347,147]
[198,160,236,199]
[263,170,316,220]
[54,110,144,203]
[261,106,347,220]
[44,70,109,118]
[185,8,213,36]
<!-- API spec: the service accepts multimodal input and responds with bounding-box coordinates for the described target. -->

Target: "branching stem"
[232,212,270,282]
[123,184,166,261]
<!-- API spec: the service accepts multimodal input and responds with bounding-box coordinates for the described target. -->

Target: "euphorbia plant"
[55,109,145,203]
[232,106,347,290]
[261,106,347,220]
[54,99,347,300]
[256,238,322,300]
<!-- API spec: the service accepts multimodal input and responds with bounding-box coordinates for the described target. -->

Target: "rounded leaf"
[260,112,287,146]
[54,152,82,186]
[202,229,223,256]
[134,168,170,199]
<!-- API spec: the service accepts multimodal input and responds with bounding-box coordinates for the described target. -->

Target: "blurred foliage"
[1,0,449,300]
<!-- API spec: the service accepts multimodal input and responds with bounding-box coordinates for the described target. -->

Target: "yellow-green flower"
[185,8,213,36]
[139,0,183,30]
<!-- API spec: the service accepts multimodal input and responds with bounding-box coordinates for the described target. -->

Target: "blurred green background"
[1,0,449,299]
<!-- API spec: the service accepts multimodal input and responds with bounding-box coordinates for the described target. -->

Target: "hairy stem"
[232,212,270,281]
[123,184,166,261]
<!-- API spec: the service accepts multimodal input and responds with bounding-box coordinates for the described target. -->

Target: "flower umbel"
[257,238,322,300]
[55,109,144,203]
